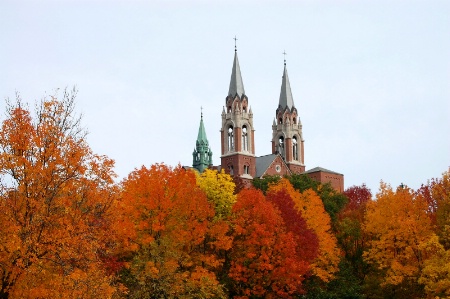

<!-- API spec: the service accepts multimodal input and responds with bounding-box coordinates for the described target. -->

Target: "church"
[191,46,344,192]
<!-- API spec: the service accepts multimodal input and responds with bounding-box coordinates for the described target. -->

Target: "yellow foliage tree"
[418,234,450,298]
[195,169,236,220]
[268,178,340,282]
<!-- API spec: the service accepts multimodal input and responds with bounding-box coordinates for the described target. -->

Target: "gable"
[256,154,291,178]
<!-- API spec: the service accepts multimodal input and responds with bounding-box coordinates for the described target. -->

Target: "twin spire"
[228,51,245,98]
[228,47,295,110]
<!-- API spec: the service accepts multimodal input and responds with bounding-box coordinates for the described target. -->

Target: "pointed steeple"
[197,112,208,145]
[228,51,245,98]
[193,110,213,173]
[279,63,294,110]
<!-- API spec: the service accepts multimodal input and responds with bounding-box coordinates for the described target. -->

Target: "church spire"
[228,50,245,98]
[197,109,208,143]
[193,109,213,173]
[279,58,294,110]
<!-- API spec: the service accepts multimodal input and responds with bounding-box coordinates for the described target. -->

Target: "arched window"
[293,136,298,161]
[227,126,234,151]
[278,136,285,159]
[244,165,249,174]
[242,125,248,151]
[228,165,234,175]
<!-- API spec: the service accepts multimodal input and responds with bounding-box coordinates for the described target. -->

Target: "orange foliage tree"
[0,90,118,298]
[268,179,340,282]
[228,189,309,298]
[115,164,231,298]
[363,183,437,294]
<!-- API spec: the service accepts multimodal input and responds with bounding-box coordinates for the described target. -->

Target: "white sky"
[1,0,449,194]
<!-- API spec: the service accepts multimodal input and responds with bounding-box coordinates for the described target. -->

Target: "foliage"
[268,179,340,282]
[195,168,236,220]
[116,164,230,298]
[418,235,450,298]
[363,183,435,296]
[228,189,309,298]
[252,175,281,194]
[336,184,372,281]
[288,174,348,224]
[0,89,118,298]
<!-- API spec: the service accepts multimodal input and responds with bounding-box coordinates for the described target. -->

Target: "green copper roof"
[197,114,208,144]
[193,112,213,173]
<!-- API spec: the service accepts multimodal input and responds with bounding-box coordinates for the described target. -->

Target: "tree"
[228,189,309,298]
[252,175,281,194]
[0,89,118,298]
[418,169,450,250]
[337,184,372,280]
[268,179,340,282]
[195,168,236,220]
[288,174,348,224]
[265,189,319,264]
[116,164,230,299]
[418,235,450,298]
[363,183,435,297]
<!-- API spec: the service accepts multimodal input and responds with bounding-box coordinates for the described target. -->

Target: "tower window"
[228,126,234,151]
[228,165,234,175]
[244,165,249,174]
[278,136,285,159]
[293,136,298,161]
[242,125,248,151]
[279,118,283,124]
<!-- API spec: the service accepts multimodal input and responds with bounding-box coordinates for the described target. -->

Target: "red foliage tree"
[266,189,319,263]
[228,189,309,298]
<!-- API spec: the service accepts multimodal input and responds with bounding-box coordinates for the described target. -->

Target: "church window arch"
[242,125,248,151]
[293,136,298,161]
[228,164,234,176]
[244,164,250,175]
[278,135,285,159]
[227,125,234,151]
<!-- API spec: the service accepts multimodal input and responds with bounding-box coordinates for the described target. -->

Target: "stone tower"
[220,48,256,179]
[192,112,213,173]
[271,59,305,173]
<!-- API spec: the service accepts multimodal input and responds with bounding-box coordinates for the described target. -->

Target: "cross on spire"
[234,35,238,52]
[201,106,203,119]
[283,50,287,65]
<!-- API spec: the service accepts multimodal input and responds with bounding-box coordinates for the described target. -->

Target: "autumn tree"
[195,168,236,220]
[363,183,436,297]
[337,184,372,279]
[252,175,281,194]
[115,164,231,299]
[268,179,340,283]
[228,189,309,298]
[265,189,319,264]
[288,174,347,224]
[0,89,118,298]
[418,169,450,250]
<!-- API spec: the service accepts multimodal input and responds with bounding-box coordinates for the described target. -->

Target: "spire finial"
[282,50,287,65]
[201,106,203,119]
[234,35,238,52]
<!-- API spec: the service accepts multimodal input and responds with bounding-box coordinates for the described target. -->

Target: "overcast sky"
[1,0,449,194]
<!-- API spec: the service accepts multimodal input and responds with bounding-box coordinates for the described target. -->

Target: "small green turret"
[193,111,213,172]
